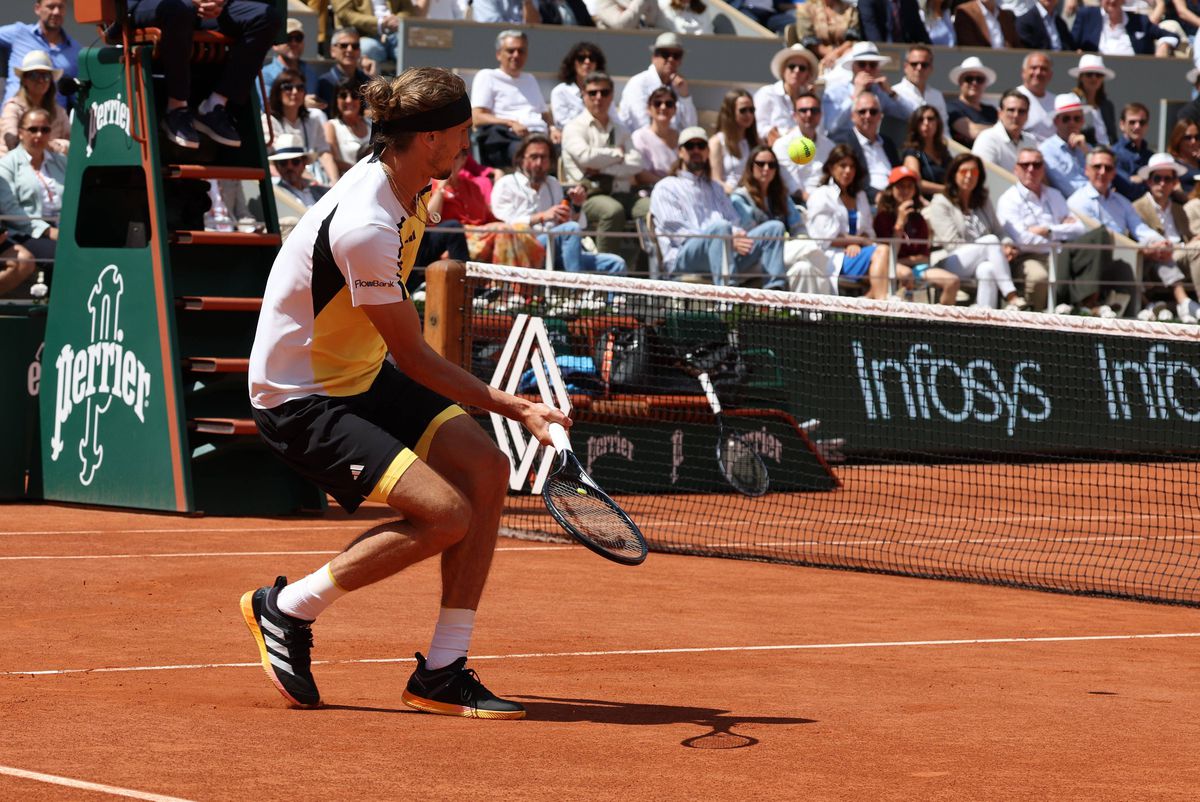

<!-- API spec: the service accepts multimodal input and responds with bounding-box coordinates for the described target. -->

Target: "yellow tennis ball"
[788,136,816,165]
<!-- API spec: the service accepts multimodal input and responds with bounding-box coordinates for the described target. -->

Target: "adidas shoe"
[240,576,321,708]
[194,103,242,147]
[401,652,525,720]
[161,107,199,149]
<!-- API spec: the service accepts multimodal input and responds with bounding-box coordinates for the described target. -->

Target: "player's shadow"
[513,694,816,749]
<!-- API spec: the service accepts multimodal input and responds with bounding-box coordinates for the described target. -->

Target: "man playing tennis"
[241,67,568,720]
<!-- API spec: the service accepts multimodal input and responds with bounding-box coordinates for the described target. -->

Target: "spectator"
[772,91,833,203]
[1131,153,1200,320]
[946,57,998,147]
[874,166,961,304]
[659,0,708,34]
[1162,0,1200,38]
[631,87,680,183]
[924,153,1028,310]
[593,0,661,28]
[821,42,906,137]
[754,44,820,147]
[264,70,339,186]
[806,144,900,299]
[259,19,322,109]
[562,71,653,267]
[1040,94,1091,197]
[617,34,698,134]
[792,0,860,71]
[1070,55,1117,147]
[734,0,796,33]
[332,0,414,64]
[1067,146,1162,317]
[922,0,956,46]
[731,146,802,258]
[492,133,626,275]
[324,78,370,174]
[954,0,1019,48]
[859,0,931,44]
[1017,52,1056,144]
[1,50,68,157]
[268,133,329,237]
[1017,0,1076,51]
[1073,0,1176,56]
[125,0,278,150]
[0,230,35,297]
[1178,68,1200,125]
[996,146,1090,311]
[1168,118,1200,196]
[551,43,607,132]
[710,90,759,193]
[649,127,787,288]
[893,46,947,124]
[973,90,1038,174]
[471,30,553,168]
[902,105,952,197]
[539,0,595,24]
[1114,102,1153,201]
[831,90,901,201]
[316,28,372,111]
[0,0,78,108]
[0,108,65,269]
[473,0,541,22]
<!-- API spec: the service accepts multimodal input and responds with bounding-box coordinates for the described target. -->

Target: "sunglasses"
[280,83,304,93]
[287,33,305,43]
[24,72,51,81]
[961,74,987,85]
[1149,173,1179,184]
[1089,163,1116,173]
[652,100,676,109]
[854,108,880,117]
[1058,114,1084,123]
[585,88,612,97]
[784,62,810,72]
[1016,160,1044,169]
[1182,134,1200,142]
[332,41,360,50]
[907,61,932,69]
[736,106,755,115]
[655,49,683,60]
[683,141,708,151]
[753,160,777,169]
[1124,118,1148,127]
[854,61,879,70]
[23,125,51,134]
[795,106,821,115]
[1001,106,1029,115]
[575,53,597,63]
[277,157,305,167]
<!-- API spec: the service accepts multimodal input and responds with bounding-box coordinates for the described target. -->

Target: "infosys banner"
[768,318,1200,456]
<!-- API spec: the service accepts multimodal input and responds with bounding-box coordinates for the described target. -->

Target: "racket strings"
[544,476,644,560]
[720,434,769,497]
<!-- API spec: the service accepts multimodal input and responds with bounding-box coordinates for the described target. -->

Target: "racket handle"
[698,372,722,414]
[548,422,572,454]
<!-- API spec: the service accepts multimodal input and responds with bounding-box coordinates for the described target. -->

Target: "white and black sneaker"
[194,103,242,147]
[240,576,321,708]
[161,107,199,149]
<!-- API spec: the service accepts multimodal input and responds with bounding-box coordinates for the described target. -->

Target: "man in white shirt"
[1016,51,1056,143]
[491,133,626,275]
[562,72,655,267]
[893,45,948,124]
[996,146,1088,310]
[973,89,1039,173]
[616,33,698,134]
[772,91,833,203]
[470,30,554,167]
[1130,153,1200,321]
[831,90,900,201]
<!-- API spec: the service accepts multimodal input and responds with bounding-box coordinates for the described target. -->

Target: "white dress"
[330,118,370,165]
[713,131,750,191]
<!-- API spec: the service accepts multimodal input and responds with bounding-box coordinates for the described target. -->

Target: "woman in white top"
[323,79,370,173]
[806,143,898,299]
[921,0,955,47]
[631,87,680,182]
[263,69,339,186]
[593,0,661,29]
[658,0,708,34]
[709,89,758,193]
[550,43,607,132]
[923,153,1028,310]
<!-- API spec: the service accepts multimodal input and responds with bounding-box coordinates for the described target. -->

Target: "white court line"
[0,765,195,802]
[5,632,1198,677]
[0,524,368,537]
[0,545,576,561]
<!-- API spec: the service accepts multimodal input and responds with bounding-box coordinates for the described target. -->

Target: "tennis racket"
[697,372,770,497]
[543,422,647,566]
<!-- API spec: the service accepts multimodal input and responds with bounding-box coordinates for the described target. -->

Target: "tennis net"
[424,262,1200,606]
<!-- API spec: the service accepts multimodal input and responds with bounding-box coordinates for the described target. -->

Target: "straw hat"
[13,50,62,81]
[1053,93,1084,117]
[1068,54,1115,81]
[769,44,819,81]
[1137,152,1188,181]
[948,56,996,88]
[268,133,316,163]
[842,42,891,70]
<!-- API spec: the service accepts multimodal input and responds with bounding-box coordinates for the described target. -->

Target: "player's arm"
[362,299,568,445]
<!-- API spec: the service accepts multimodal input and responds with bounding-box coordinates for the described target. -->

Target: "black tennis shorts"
[252,361,465,512]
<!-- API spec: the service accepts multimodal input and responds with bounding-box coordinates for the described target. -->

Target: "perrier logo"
[50,264,151,486]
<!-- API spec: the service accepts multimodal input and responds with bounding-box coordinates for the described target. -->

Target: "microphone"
[57,75,89,96]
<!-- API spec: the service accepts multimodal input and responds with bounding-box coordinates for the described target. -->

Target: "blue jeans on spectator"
[671,219,786,289]
[359,33,398,65]
[538,221,626,274]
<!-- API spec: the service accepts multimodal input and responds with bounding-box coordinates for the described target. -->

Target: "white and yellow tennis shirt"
[249,157,429,410]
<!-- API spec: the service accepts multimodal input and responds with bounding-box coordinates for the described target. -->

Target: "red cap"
[887,165,920,186]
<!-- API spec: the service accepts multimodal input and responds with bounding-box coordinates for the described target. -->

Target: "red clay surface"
[2,502,1199,800]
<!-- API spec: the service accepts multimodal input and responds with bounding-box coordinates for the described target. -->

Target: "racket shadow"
[512,694,816,749]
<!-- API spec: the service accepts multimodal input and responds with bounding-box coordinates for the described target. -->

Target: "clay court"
[2,499,1199,801]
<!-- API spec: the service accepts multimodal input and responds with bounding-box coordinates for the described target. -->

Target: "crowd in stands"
[7,0,1200,321]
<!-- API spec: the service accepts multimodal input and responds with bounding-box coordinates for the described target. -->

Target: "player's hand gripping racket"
[543,422,648,566]
[697,371,770,497]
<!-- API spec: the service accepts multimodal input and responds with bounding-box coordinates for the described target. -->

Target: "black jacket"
[1016,7,1076,50]
[537,0,595,25]
[858,0,931,43]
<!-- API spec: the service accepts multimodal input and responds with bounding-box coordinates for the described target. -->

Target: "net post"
[1047,246,1059,314]
[423,260,467,366]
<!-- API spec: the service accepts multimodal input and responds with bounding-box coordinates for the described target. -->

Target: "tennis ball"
[576,487,588,495]
[788,136,816,165]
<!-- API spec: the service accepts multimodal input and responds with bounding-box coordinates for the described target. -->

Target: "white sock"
[425,608,476,670]
[199,93,228,114]
[275,563,347,621]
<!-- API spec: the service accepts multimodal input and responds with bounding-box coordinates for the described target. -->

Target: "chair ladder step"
[178,296,263,312]
[170,231,281,246]
[189,417,257,436]
[166,165,267,182]
[182,357,250,373]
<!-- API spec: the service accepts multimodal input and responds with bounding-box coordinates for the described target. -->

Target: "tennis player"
[241,67,568,720]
